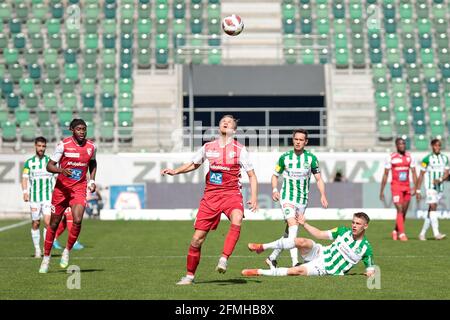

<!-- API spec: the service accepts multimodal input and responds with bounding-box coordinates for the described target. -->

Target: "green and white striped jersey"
[420,153,449,192]
[274,150,320,205]
[322,226,374,276]
[22,155,54,202]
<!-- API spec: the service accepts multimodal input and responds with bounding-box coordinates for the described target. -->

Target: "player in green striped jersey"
[243,212,375,278]
[268,129,328,267]
[21,137,55,258]
[416,139,449,241]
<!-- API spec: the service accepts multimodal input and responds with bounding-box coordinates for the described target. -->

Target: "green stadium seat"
[101,78,116,96]
[79,109,95,123]
[37,110,51,125]
[138,4,151,19]
[24,93,39,110]
[101,93,114,109]
[429,106,443,122]
[208,49,221,65]
[402,33,415,49]
[379,120,393,141]
[399,3,412,19]
[403,48,416,64]
[335,48,349,68]
[419,33,432,49]
[62,93,77,110]
[43,93,58,111]
[1,121,17,142]
[20,121,37,143]
[138,48,151,69]
[15,108,30,125]
[396,120,410,135]
[119,79,133,94]
[412,106,425,122]
[118,93,133,109]
[377,107,391,122]
[104,3,117,19]
[7,93,20,109]
[100,121,115,143]
[413,120,426,134]
[369,48,382,64]
[431,120,445,138]
[82,93,96,109]
[414,134,429,151]
[394,106,409,122]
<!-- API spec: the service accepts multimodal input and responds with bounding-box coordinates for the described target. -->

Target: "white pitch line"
[0,220,29,233]
[1,255,449,260]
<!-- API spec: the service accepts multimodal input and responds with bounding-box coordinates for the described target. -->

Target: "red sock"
[186,245,201,276]
[66,223,82,250]
[222,224,241,259]
[66,212,73,233]
[396,212,405,234]
[44,227,56,256]
[55,217,66,239]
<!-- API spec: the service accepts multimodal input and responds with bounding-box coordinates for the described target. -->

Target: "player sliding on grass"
[161,115,258,285]
[243,212,375,277]
[39,119,97,273]
[379,137,417,241]
[268,129,328,268]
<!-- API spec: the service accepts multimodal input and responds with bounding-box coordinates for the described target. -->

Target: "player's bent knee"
[191,236,206,248]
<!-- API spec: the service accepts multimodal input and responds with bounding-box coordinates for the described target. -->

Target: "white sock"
[269,231,288,261]
[263,238,295,251]
[259,267,289,276]
[420,217,431,236]
[288,225,299,266]
[429,211,440,237]
[31,229,40,250]
[43,227,47,244]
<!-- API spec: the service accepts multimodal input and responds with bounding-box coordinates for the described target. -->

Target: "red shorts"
[51,186,87,216]
[391,185,411,204]
[194,192,244,231]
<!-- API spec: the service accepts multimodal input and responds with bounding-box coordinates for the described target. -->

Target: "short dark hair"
[70,119,87,130]
[34,136,47,145]
[431,138,441,146]
[395,137,405,145]
[354,212,370,224]
[292,129,308,139]
[220,114,238,130]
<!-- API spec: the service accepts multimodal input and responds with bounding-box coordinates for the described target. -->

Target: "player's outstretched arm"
[47,160,72,177]
[21,177,29,202]
[247,169,258,212]
[297,215,330,240]
[161,162,201,176]
[314,173,328,208]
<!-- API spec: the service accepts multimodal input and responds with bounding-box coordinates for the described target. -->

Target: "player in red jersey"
[161,115,258,285]
[39,119,97,273]
[380,138,417,241]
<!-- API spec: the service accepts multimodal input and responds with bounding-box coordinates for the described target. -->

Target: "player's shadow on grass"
[196,279,262,285]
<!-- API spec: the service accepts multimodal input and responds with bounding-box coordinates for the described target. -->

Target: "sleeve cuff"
[327,231,333,240]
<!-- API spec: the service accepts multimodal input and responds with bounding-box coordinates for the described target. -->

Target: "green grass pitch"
[1,219,449,300]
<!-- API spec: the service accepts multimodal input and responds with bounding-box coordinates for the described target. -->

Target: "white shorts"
[30,201,52,221]
[426,189,443,204]
[280,200,307,220]
[301,241,327,276]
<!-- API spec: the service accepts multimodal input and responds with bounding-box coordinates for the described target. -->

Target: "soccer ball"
[222,14,244,36]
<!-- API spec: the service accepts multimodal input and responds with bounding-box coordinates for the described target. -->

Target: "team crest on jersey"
[355,247,362,255]
[229,151,236,158]
[304,162,310,169]
[87,148,92,156]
